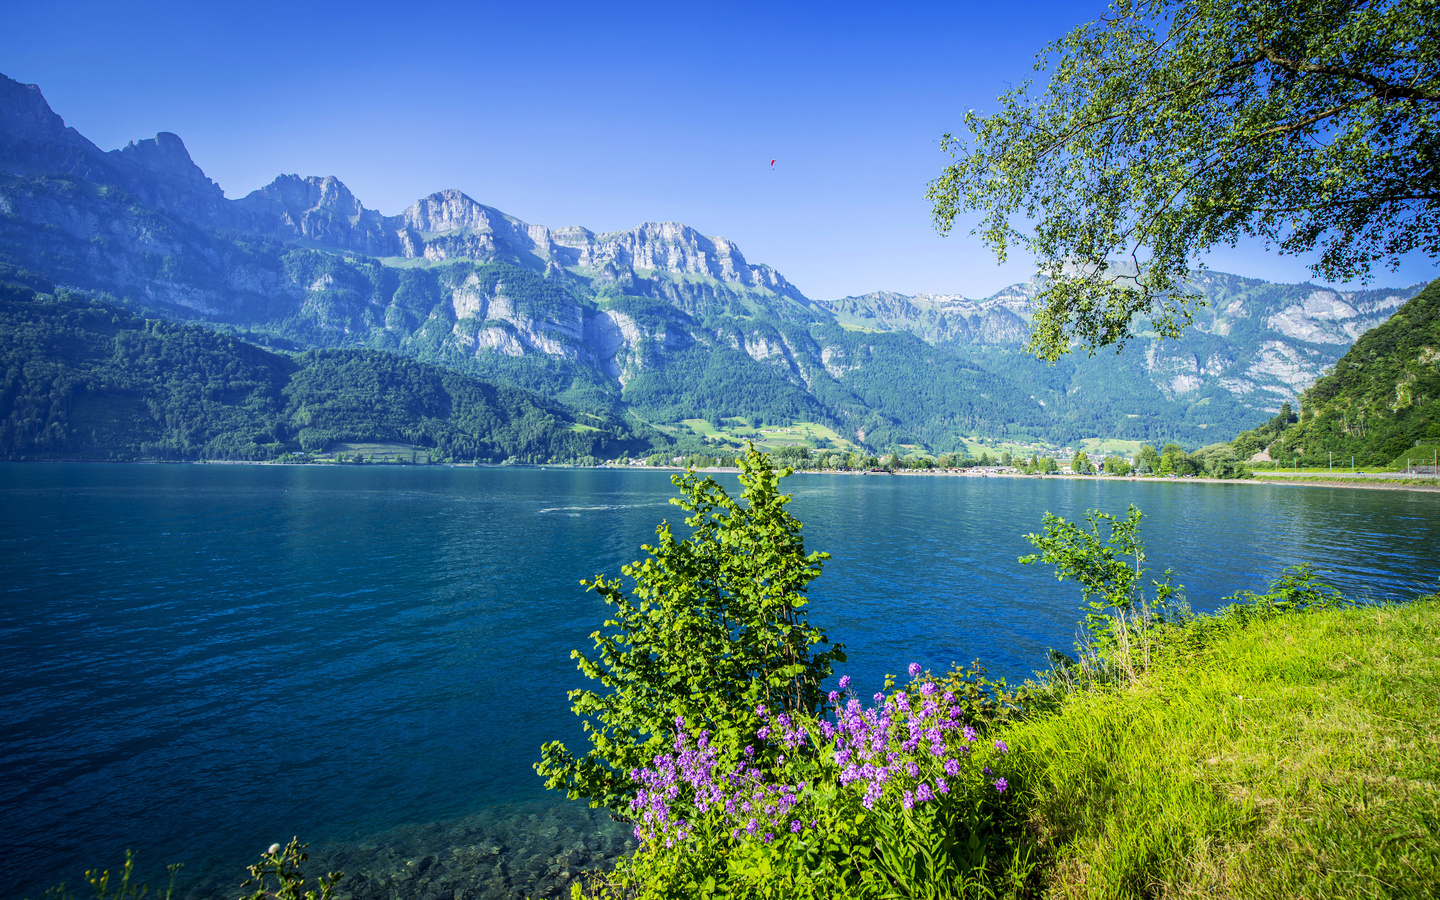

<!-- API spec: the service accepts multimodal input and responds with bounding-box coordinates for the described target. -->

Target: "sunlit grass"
[1076,438,1146,457]
[998,599,1440,899]
[674,418,858,451]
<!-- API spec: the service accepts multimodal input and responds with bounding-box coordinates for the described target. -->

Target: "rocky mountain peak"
[0,75,229,223]
[402,190,509,234]
[0,73,111,180]
[114,131,225,203]
[244,174,364,218]
[231,173,393,255]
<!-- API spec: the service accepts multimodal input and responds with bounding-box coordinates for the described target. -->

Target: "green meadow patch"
[1001,598,1440,899]
[1390,444,1440,471]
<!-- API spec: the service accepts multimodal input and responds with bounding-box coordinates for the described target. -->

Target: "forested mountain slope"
[0,282,644,462]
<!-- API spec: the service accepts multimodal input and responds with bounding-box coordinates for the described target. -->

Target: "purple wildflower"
[994,777,1009,793]
[915,783,934,803]
[839,675,851,691]
[963,725,977,743]
[791,819,802,833]
[994,739,1009,754]
[920,681,937,697]
[908,662,922,678]
[902,790,915,810]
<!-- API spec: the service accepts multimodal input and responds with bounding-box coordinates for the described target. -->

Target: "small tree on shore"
[536,445,845,813]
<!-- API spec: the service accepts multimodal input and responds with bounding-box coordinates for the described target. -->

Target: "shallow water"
[3,464,1437,897]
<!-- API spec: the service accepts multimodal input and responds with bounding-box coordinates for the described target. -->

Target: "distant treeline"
[0,283,648,462]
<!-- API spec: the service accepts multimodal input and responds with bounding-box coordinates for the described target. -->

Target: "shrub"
[536,445,845,813]
[1019,505,1180,651]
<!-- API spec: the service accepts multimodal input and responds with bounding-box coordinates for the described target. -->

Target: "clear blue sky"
[4,0,1434,300]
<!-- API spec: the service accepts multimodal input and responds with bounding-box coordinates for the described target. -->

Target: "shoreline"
[6,458,1440,493]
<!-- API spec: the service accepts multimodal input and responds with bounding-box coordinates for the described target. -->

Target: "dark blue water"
[3,464,1438,897]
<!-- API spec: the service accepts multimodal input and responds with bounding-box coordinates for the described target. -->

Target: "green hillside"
[1229,278,1440,466]
[0,282,646,462]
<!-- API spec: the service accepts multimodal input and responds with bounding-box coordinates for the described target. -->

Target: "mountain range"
[0,71,1425,454]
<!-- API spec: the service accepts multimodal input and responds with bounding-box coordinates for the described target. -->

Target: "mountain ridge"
[0,71,1427,453]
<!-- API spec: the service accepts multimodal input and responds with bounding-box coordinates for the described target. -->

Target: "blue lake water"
[3,463,1439,897]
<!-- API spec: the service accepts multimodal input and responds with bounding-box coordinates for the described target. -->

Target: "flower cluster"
[629,715,808,848]
[627,664,1014,849]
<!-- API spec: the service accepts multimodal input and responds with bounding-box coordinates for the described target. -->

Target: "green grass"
[324,441,423,462]
[1389,444,1440,471]
[675,419,859,452]
[1250,474,1440,487]
[997,599,1440,899]
[1076,438,1146,457]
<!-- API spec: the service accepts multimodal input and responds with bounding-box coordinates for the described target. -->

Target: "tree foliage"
[535,446,845,813]
[928,0,1440,360]
[1020,505,1180,647]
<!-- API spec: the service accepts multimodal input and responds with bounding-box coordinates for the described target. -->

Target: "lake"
[3,463,1438,898]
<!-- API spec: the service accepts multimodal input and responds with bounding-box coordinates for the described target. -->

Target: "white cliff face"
[584,310,643,378]
[1264,288,1407,344]
[822,290,1031,346]
[1144,285,1412,408]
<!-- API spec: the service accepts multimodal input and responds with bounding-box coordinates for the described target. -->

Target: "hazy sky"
[4,0,1434,299]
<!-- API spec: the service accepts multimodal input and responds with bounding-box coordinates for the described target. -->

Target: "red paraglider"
[770,159,775,168]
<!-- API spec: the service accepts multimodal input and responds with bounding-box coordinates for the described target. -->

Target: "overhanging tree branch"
[1257,47,1440,102]
[927,0,1440,361]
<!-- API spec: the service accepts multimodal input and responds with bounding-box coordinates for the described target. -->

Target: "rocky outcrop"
[1263,288,1406,345]
[113,132,227,223]
[822,291,1030,346]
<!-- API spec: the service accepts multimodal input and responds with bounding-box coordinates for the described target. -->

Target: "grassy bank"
[1001,598,1440,899]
